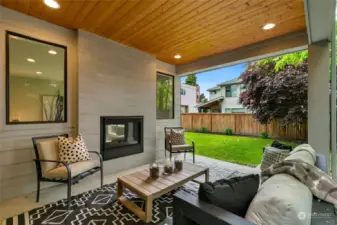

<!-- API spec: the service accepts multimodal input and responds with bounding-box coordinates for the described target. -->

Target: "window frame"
[156,72,175,120]
[5,31,68,125]
[225,84,237,97]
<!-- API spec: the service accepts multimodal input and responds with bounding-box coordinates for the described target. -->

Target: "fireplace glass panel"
[105,122,140,148]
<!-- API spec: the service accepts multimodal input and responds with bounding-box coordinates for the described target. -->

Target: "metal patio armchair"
[164,127,195,163]
[32,134,103,210]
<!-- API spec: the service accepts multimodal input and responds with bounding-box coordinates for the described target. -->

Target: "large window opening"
[156,72,174,119]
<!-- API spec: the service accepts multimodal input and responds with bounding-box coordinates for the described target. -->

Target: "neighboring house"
[197,77,249,113]
[180,84,199,113]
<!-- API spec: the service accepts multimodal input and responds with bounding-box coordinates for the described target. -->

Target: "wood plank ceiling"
[1,0,306,65]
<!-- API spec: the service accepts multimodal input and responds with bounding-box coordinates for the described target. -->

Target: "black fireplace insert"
[100,116,143,161]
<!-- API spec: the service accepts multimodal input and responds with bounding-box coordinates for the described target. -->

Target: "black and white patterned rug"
[2,166,247,225]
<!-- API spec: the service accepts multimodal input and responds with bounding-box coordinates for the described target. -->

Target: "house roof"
[206,86,221,91]
[218,77,242,86]
[206,77,242,92]
[196,96,224,108]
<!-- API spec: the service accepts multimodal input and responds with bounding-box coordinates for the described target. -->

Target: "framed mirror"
[6,31,67,124]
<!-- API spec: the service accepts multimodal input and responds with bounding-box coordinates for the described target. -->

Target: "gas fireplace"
[100,116,143,161]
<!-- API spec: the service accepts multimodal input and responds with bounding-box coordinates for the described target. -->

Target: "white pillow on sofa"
[245,144,316,225]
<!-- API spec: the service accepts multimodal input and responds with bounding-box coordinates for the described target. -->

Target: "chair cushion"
[199,174,260,217]
[170,129,186,145]
[58,135,91,166]
[171,144,192,152]
[37,139,60,174]
[43,160,99,179]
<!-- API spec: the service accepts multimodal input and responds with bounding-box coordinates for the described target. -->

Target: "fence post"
[210,114,213,132]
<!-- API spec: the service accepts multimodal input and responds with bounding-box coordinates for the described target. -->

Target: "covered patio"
[0,0,336,224]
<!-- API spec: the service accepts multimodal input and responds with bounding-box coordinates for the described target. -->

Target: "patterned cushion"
[58,135,91,166]
[170,129,186,145]
[261,146,290,170]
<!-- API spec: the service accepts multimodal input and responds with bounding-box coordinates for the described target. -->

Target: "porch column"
[308,42,330,158]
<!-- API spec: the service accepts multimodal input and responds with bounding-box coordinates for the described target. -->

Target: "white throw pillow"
[58,135,91,166]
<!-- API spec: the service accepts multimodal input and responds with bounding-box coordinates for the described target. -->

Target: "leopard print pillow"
[170,129,186,145]
[58,135,91,166]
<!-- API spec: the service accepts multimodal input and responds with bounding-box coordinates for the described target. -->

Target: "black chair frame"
[32,134,103,210]
[164,127,195,163]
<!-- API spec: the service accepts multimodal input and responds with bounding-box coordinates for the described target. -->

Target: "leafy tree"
[200,93,208,103]
[257,51,308,71]
[156,78,173,112]
[185,74,197,86]
[239,60,308,125]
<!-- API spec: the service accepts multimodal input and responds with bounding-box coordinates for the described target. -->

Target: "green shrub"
[260,131,269,139]
[224,128,233,135]
[201,127,207,133]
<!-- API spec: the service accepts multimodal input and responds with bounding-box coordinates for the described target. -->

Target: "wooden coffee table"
[117,162,209,223]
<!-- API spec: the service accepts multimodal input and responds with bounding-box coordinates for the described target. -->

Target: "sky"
[181,63,248,97]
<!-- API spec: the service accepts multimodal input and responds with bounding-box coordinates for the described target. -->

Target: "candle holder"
[175,159,183,171]
[164,160,173,174]
[149,163,159,178]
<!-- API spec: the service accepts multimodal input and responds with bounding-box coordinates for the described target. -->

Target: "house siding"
[181,84,198,113]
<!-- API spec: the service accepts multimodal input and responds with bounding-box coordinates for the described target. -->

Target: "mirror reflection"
[7,32,66,124]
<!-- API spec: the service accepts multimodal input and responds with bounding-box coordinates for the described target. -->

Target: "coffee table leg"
[205,169,210,182]
[117,179,123,197]
[145,197,153,223]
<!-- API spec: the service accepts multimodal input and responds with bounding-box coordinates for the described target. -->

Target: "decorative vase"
[175,159,183,171]
[149,163,159,178]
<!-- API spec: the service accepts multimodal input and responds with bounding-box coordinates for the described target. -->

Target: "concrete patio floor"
[0,154,259,220]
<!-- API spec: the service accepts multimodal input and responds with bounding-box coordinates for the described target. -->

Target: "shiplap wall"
[155,61,181,160]
[0,7,78,202]
[78,30,158,174]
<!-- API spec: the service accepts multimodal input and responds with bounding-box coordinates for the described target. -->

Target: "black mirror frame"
[5,31,68,125]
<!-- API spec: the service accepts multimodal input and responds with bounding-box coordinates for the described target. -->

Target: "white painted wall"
[156,60,180,160]
[0,6,78,202]
[181,84,197,113]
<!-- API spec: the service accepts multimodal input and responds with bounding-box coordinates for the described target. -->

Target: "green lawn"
[185,132,297,166]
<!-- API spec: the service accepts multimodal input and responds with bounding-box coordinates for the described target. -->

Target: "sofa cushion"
[198,174,260,217]
[43,160,99,179]
[58,135,91,166]
[287,144,316,165]
[246,144,316,225]
[37,138,60,174]
[245,174,312,225]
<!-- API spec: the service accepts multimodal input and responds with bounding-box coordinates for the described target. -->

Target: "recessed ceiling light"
[27,58,35,63]
[43,0,60,9]
[262,23,276,30]
[174,54,181,59]
[48,50,57,55]
[36,71,43,75]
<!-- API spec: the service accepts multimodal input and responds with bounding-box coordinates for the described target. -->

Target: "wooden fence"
[181,113,307,141]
